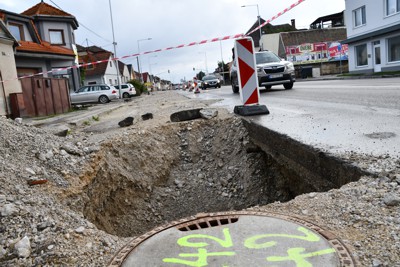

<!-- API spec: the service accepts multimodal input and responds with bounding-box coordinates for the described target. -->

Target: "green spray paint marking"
[163,248,236,267]
[177,228,233,248]
[163,228,235,266]
[244,227,320,249]
[162,227,336,266]
[267,247,336,267]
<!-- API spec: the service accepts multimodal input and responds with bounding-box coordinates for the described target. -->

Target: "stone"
[0,203,17,217]
[383,194,400,206]
[118,117,134,127]
[75,226,85,234]
[200,109,218,120]
[14,236,31,258]
[141,113,153,121]
[372,259,383,267]
[25,168,36,175]
[14,118,23,124]
[61,144,82,156]
[54,129,69,137]
[0,247,6,258]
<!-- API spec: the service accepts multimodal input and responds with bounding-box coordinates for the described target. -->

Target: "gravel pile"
[0,116,129,266]
[0,91,399,266]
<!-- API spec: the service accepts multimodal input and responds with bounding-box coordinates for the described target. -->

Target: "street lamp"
[241,4,263,50]
[137,38,152,83]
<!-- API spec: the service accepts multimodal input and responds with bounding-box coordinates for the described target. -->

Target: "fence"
[10,77,70,118]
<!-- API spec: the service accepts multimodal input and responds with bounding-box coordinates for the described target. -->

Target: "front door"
[373,41,381,73]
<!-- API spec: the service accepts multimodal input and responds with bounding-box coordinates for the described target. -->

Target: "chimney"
[291,19,296,29]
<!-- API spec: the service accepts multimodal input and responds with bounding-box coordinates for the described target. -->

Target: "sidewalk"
[297,73,400,82]
[24,99,126,128]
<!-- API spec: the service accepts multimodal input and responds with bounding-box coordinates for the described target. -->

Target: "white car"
[114,83,137,98]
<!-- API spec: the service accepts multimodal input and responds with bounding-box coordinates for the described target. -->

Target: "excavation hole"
[81,117,365,238]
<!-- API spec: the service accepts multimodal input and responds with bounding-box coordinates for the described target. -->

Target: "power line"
[48,0,112,43]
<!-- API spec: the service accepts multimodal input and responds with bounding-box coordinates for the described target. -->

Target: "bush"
[128,80,147,96]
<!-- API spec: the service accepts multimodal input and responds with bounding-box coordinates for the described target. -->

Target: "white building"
[344,0,400,73]
[0,19,22,116]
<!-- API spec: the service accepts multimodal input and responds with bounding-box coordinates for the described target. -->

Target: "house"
[0,19,21,116]
[118,61,130,84]
[0,2,80,92]
[309,11,345,29]
[126,64,137,81]
[343,0,400,73]
[259,12,348,75]
[246,18,297,50]
[77,45,120,86]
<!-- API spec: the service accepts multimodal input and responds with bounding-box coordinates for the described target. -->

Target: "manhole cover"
[109,211,356,267]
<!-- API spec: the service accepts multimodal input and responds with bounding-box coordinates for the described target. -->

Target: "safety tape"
[0,0,305,84]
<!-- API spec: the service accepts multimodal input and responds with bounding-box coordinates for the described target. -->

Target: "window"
[78,86,90,93]
[353,6,366,27]
[9,23,24,41]
[49,30,65,45]
[388,35,400,62]
[386,0,400,15]
[355,44,368,66]
[109,79,112,84]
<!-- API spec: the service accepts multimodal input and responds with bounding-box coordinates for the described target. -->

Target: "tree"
[216,61,230,83]
[196,71,206,80]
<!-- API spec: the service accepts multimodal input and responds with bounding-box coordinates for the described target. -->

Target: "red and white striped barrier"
[233,37,269,116]
[235,37,259,105]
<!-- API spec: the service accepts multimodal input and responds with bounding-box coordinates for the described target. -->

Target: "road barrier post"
[233,37,269,116]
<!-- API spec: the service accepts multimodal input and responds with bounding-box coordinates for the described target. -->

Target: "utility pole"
[108,0,122,98]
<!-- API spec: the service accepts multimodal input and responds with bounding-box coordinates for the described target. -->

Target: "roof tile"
[17,40,75,56]
[21,2,73,17]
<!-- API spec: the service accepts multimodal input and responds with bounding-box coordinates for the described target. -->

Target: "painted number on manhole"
[162,227,335,267]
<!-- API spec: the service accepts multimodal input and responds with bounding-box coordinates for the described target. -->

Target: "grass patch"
[92,115,100,121]
[83,120,91,126]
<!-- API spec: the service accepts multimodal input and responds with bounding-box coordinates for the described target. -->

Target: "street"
[182,77,400,157]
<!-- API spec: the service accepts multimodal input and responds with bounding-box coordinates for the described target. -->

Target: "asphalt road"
[181,77,400,157]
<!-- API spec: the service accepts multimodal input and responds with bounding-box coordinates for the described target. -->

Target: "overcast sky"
[1,0,345,82]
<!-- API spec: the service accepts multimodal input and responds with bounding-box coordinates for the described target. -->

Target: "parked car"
[230,50,295,93]
[114,83,137,98]
[70,84,118,104]
[201,74,221,89]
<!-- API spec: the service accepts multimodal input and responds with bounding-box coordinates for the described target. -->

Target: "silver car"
[230,50,295,93]
[70,84,118,104]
